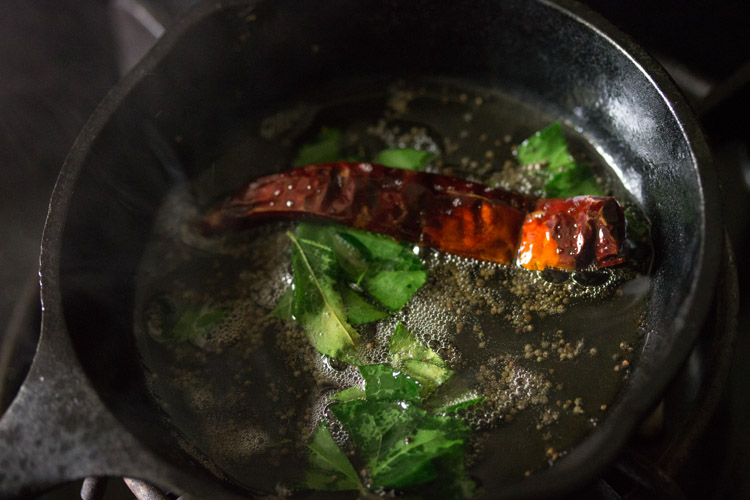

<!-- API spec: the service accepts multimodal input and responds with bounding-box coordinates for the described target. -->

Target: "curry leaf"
[516,122,572,171]
[331,400,416,459]
[390,323,453,397]
[340,287,388,325]
[390,323,446,368]
[518,122,603,197]
[331,398,471,489]
[359,364,422,403]
[364,270,428,311]
[401,360,454,399]
[330,232,370,284]
[424,376,482,414]
[325,361,477,495]
[436,397,486,415]
[373,148,436,171]
[293,128,343,167]
[165,304,228,344]
[295,223,427,313]
[270,287,294,320]
[330,366,424,458]
[330,386,366,403]
[296,226,384,318]
[543,162,603,197]
[335,226,423,270]
[303,423,362,491]
[369,422,469,489]
[288,231,361,363]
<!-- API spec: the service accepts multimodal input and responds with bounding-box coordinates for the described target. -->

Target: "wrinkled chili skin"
[517,196,625,271]
[200,162,624,270]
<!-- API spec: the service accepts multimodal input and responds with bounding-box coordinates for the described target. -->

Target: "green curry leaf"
[283,223,426,364]
[390,322,445,368]
[270,287,294,320]
[436,397,486,415]
[331,400,415,459]
[400,359,454,399]
[159,303,228,344]
[359,364,422,403]
[293,128,343,167]
[369,421,469,489]
[330,387,471,490]
[423,374,483,415]
[517,122,603,197]
[288,231,361,363]
[516,122,572,171]
[330,386,366,403]
[340,286,388,325]
[334,226,423,270]
[303,423,362,491]
[373,148,436,171]
[543,162,603,198]
[389,323,453,397]
[364,270,427,311]
[295,223,427,314]
[329,231,370,284]
[327,355,474,493]
[331,227,427,311]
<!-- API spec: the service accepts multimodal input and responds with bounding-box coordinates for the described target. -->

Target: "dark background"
[1,1,748,498]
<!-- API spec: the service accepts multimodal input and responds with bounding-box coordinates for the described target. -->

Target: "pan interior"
[53,0,714,497]
[132,77,650,495]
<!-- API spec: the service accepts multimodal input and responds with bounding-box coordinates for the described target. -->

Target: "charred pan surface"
[200,162,624,271]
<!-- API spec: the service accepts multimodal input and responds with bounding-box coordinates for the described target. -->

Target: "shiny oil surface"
[135,79,649,496]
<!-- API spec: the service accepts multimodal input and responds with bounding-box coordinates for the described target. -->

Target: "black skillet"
[0,0,723,498]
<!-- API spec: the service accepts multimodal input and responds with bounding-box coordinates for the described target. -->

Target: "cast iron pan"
[0,0,722,498]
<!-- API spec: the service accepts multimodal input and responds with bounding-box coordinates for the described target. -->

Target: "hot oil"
[134,79,650,497]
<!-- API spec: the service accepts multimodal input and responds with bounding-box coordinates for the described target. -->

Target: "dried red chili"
[199,162,624,271]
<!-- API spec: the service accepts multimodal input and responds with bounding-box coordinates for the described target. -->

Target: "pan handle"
[0,315,162,499]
